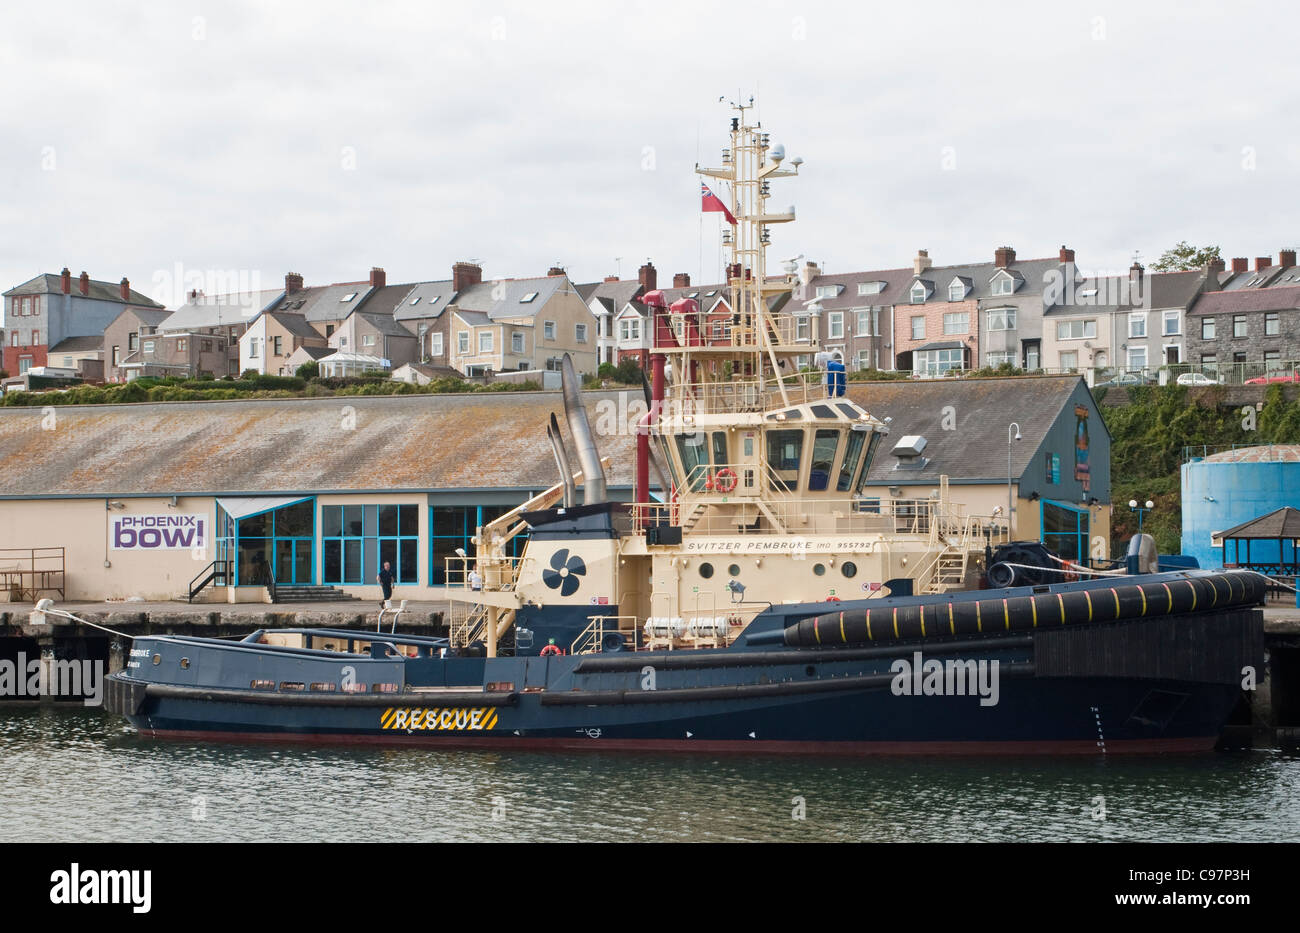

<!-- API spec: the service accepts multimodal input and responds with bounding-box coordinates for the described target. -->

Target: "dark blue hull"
[105,571,1266,755]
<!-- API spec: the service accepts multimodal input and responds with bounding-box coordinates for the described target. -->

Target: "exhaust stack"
[560,354,607,504]
[547,413,577,509]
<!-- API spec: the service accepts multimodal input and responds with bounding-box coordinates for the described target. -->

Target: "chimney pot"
[1231,257,1249,273]
[1059,245,1075,264]
[638,262,657,292]
[285,272,304,296]
[1281,249,1297,268]
[603,274,620,283]
[369,267,386,289]
[120,277,130,301]
[452,262,482,293]
[673,273,691,288]
[1255,256,1272,272]
[994,246,1016,268]
[60,268,71,294]
[78,271,90,296]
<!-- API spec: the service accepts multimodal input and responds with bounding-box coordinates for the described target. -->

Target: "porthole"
[699,562,715,579]
[151,654,161,665]
[179,657,190,669]
[813,563,826,576]
[728,564,741,577]
[841,561,858,579]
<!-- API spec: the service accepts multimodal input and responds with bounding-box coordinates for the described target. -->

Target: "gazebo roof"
[1218,506,1300,540]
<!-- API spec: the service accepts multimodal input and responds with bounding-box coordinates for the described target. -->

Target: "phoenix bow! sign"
[111,514,208,550]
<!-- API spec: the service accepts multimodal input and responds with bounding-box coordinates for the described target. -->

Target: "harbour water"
[3,707,1297,843]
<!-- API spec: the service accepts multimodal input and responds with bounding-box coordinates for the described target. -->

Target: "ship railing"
[663,371,832,415]
[570,615,642,655]
[448,602,490,648]
[443,555,528,592]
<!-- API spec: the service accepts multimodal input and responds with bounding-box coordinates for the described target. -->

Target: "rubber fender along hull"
[784,571,1265,647]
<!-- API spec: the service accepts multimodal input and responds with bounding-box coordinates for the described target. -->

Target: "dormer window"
[910,283,928,304]
[815,285,842,299]
[858,281,885,296]
[991,273,1014,296]
[947,278,968,301]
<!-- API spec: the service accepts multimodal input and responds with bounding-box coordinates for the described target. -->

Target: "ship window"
[813,563,826,576]
[250,679,275,690]
[279,682,305,691]
[371,683,400,694]
[728,564,741,577]
[811,404,836,419]
[858,432,884,493]
[711,431,728,465]
[766,429,804,491]
[675,433,710,490]
[699,562,714,579]
[309,682,338,692]
[783,409,803,420]
[841,561,858,578]
[835,403,859,418]
[808,430,839,491]
[837,429,867,492]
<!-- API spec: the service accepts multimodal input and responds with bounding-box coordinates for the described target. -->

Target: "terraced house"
[1187,251,1300,381]
[2,268,162,376]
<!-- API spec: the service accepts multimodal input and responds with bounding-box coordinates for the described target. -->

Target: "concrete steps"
[271,585,360,603]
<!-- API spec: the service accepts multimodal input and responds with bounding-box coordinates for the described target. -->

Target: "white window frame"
[248,337,259,359]
[1056,320,1097,340]
[457,331,469,354]
[430,333,444,356]
[478,331,494,354]
[1201,318,1216,340]
[858,281,884,296]
[991,274,1014,296]
[942,311,969,335]
[575,322,588,343]
[1163,310,1180,336]
[910,283,927,304]
[1059,350,1078,370]
[827,312,844,339]
[1128,312,1147,338]
[544,320,556,340]
[512,332,525,354]
[910,316,925,340]
[1127,346,1148,371]
[948,281,966,301]
[986,307,1016,331]
[1265,311,1280,336]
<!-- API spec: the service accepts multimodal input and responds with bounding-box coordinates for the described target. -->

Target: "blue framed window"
[321,504,419,585]
[216,498,315,586]
[429,505,528,584]
[1041,499,1089,563]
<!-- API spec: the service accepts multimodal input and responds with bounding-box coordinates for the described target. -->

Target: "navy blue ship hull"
[104,570,1266,756]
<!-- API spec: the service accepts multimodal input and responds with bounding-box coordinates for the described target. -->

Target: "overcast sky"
[2,0,1297,308]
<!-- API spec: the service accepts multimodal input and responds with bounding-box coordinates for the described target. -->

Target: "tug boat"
[103,102,1265,754]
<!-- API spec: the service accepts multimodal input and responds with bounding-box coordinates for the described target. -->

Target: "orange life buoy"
[826,596,841,602]
[714,467,738,494]
[540,644,563,657]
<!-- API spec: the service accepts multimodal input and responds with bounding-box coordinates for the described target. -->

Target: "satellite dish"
[791,156,804,166]
[770,143,785,162]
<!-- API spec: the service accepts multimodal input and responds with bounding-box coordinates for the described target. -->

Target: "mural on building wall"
[1073,404,1090,493]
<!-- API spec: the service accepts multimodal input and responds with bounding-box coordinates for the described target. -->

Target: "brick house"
[1186,262,1300,381]
[328,309,419,369]
[238,311,330,376]
[795,264,911,371]
[3,269,163,376]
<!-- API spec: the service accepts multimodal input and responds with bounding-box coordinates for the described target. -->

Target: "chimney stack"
[285,272,304,296]
[78,271,90,296]
[638,262,657,292]
[1280,249,1297,268]
[369,267,386,289]
[547,266,566,277]
[1231,257,1249,273]
[994,246,1016,268]
[452,261,482,293]
[1130,261,1144,281]
[913,249,932,275]
[673,273,691,288]
[1059,245,1075,264]
[603,274,620,283]
[1256,256,1272,271]
[1204,258,1226,293]
[60,268,71,294]
[120,277,131,301]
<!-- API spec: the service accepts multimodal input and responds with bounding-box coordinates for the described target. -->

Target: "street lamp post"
[1129,498,1154,534]
[1007,422,1022,537]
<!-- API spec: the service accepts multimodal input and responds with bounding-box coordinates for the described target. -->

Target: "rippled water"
[2,707,1298,842]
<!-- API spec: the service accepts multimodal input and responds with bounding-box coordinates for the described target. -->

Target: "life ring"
[826,596,841,602]
[539,644,563,657]
[1063,570,1078,583]
[714,467,738,494]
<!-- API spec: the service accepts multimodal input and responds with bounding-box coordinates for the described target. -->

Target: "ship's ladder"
[922,546,969,594]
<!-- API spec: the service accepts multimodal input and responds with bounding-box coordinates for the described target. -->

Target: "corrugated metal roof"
[0,392,637,498]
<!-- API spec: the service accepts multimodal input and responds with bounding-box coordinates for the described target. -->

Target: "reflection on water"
[2,708,1297,842]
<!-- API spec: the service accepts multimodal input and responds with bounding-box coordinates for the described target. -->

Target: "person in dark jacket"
[376,561,394,607]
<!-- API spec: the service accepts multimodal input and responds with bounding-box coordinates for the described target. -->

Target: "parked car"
[1244,370,1300,385]
[1095,372,1154,388]
[1176,372,1219,386]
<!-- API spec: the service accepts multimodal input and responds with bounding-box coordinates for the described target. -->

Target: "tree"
[295,359,320,380]
[1150,241,1222,273]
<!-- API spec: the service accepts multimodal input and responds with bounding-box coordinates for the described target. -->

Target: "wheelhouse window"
[836,429,867,492]
[766,429,804,491]
[808,429,840,491]
[675,432,710,490]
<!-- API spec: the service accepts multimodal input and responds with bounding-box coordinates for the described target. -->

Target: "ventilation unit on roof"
[891,435,930,471]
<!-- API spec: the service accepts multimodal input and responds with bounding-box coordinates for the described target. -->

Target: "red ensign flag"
[701,183,737,225]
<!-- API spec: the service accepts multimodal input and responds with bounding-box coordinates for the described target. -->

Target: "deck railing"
[0,547,65,601]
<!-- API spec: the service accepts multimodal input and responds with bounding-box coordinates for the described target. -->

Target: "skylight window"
[409,296,421,305]
[428,295,440,305]
[520,292,538,303]
[341,293,357,302]
[705,290,717,296]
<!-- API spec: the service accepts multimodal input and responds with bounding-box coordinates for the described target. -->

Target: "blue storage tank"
[1181,445,1300,570]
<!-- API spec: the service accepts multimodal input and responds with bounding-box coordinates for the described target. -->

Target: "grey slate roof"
[0,392,639,497]
[353,310,417,337]
[455,275,570,320]
[797,267,916,309]
[584,279,644,311]
[49,335,106,353]
[851,375,1099,484]
[264,311,325,340]
[393,280,458,321]
[1189,284,1300,315]
[273,283,371,323]
[112,307,173,330]
[164,289,283,331]
[3,274,163,307]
